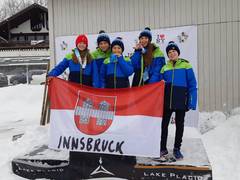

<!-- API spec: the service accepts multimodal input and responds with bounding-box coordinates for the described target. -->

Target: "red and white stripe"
[48,78,164,157]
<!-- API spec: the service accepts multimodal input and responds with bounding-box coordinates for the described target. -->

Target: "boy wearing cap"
[100,37,134,88]
[48,34,99,87]
[91,30,111,73]
[131,27,165,87]
[99,37,136,173]
[159,41,197,161]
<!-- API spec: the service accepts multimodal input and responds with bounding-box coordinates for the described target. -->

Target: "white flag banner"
[48,78,165,157]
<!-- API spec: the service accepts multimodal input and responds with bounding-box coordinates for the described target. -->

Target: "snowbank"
[201,108,240,180]
[0,84,44,179]
[31,74,46,85]
[198,111,227,134]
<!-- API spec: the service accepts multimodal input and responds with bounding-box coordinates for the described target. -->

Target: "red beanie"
[75,34,88,47]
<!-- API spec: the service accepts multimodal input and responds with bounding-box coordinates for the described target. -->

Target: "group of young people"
[47,27,197,172]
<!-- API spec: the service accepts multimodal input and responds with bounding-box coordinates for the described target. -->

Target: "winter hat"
[75,34,88,47]
[139,27,152,42]
[97,30,111,45]
[166,41,180,56]
[111,37,124,52]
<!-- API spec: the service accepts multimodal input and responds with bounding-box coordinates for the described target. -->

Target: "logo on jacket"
[74,91,116,135]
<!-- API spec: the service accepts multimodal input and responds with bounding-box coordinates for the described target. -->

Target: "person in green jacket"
[131,27,165,86]
[91,30,111,73]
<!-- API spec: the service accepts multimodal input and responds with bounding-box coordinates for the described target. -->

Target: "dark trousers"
[160,108,186,151]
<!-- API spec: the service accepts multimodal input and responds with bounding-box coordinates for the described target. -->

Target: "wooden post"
[40,61,50,125]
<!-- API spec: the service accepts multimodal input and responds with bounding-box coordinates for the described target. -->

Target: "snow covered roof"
[0,57,49,66]
[0,49,50,58]
[0,3,48,32]
[0,3,49,50]
[0,48,50,65]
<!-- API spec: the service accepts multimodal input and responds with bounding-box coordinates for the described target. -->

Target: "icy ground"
[0,84,239,180]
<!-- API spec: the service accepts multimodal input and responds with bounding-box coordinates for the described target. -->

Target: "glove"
[110,54,118,63]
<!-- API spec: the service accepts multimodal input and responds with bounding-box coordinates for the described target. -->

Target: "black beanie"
[139,27,152,42]
[166,41,180,55]
[97,30,111,45]
[111,37,124,52]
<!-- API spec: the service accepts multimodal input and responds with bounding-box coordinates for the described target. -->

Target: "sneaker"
[158,150,169,162]
[173,148,184,160]
[160,150,168,157]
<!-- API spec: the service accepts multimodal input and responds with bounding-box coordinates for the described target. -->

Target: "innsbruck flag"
[48,78,164,157]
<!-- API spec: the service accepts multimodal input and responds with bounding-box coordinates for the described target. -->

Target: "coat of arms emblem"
[74,91,116,135]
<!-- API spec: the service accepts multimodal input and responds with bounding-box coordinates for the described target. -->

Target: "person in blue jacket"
[159,41,197,161]
[100,37,134,88]
[47,34,99,87]
[131,27,165,86]
[99,37,136,171]
[91,30,111,73]
[47,35,100,179]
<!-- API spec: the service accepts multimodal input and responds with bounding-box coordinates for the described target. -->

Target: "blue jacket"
[48,50,99,87]
[160,58,197,110]
[131,44,165,86]
[100,54,133,88]
[91,48,111,72]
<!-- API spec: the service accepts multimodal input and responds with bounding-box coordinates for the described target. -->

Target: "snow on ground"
[198,111,227,134]
[0,84,239,180]
[31,74,47,85]
[201,109,240,180]
[0,84,45,179]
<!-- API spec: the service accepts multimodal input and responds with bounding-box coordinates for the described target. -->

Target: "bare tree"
[0,0,47,22]
[0,0,21,20]
[32,0,47,6]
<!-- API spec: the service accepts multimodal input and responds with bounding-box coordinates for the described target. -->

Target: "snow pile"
[0,126,49,180]
[230,107,240,116]
[0,84,44,134]
[31,74,46,85]
[201,107,240,180]
[0,84,45,179]
[198,111,227,134]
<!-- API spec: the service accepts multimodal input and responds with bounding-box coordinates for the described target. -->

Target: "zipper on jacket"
[138,55,144,86]
[80,65,83,85]
[114,61,117,89]
[169,63,175,109]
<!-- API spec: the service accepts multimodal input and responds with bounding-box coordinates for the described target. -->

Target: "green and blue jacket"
[100,54,134,88]
[131,44,165,86]
[91,48,111,73]
[48,49,99,87]
[160,58,197,110]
